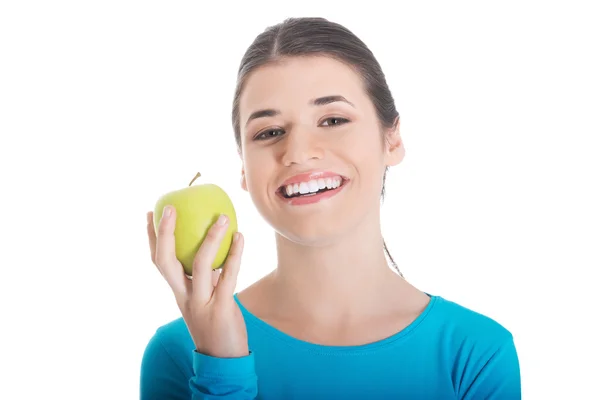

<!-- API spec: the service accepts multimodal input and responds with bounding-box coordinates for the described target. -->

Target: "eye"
[255,128,285,141]
[320,117,350,127]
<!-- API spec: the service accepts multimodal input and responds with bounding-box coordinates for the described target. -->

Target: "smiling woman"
[140,17,521,400]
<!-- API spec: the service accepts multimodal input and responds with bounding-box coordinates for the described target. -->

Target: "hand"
[146,206,249,358]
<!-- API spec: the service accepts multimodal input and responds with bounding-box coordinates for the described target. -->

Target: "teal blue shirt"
[140,294,520,399]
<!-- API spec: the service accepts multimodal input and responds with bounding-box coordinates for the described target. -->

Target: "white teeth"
[282,176,344,197]
[299,182,309,194]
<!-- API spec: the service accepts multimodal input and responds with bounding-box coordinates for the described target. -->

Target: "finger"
[146,211,158,266]
[155,205,189,297]
[211,269,221,288]
[191,214,230,302]
[215,232,243,302]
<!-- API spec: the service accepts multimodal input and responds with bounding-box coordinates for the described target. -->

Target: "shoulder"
[151,316,195,350]
[143,317,196,367]
[140,317,195,387]
[430,295,514,342]
[424,295,521,398]
[426,295,516,362]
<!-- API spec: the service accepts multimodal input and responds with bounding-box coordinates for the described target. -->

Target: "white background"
[1,1,599,398]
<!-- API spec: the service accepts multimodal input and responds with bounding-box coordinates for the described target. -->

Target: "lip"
[275,170,349,206]
[278,170,348,188]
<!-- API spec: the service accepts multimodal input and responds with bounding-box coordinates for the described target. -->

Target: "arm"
[144,206,256,398]
[190,351,258,399]
[461,337,521,400]
[140,331,258,400]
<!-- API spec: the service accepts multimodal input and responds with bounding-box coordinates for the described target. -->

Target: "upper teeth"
[285,177,342,196]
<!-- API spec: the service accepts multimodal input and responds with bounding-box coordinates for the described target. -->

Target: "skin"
[236,56,431,346]
[146,55,431,357]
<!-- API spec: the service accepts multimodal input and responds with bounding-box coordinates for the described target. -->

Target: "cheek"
[336,127,385,165]
[243,152,273,191]
[341,129,386,192]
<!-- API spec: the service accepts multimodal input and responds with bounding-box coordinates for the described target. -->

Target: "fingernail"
[163,205,171,218]
[217,214,228,226]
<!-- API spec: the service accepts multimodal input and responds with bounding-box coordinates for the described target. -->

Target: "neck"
[269,212,405,323]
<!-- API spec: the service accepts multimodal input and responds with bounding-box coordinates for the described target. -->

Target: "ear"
[240,167,248,191]
[384,117,405,167]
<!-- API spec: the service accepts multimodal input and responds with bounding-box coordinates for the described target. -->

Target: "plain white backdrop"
[1,1,598,398]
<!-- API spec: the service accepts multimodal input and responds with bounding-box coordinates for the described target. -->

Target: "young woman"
[140,17,521,399]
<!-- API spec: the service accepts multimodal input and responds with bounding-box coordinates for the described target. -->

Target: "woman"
[141,17,521,399]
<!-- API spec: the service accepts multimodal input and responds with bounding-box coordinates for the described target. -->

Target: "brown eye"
[320,117,350,127]
[255,128,284,140]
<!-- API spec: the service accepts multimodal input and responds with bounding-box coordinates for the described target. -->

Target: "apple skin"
[153,183,238,276]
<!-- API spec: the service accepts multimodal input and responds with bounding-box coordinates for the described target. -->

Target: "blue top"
[140,293,520,399]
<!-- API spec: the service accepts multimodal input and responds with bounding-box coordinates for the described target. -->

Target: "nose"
[280,129,324,167]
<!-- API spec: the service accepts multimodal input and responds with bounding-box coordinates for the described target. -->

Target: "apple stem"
[189,172,201,186]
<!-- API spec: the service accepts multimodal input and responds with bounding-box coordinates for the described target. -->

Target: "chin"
[249,178,377,246]
[270,201,371,248]
[273,218,351,247]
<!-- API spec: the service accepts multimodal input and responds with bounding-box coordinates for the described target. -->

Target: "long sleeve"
[140,329,258,400]
[460,337,521,400]
[190,351,258,399]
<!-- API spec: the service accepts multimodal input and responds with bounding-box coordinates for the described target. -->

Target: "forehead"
[238,56,368,115]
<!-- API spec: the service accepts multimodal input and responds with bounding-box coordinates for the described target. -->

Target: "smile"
[276,171,349,206]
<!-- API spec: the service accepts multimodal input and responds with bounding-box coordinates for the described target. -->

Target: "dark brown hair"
[231,17,402,276]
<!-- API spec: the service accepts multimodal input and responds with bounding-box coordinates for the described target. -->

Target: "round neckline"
[233,292,439,355]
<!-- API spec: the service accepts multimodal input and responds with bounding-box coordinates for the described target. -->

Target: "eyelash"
[254,117,350,141]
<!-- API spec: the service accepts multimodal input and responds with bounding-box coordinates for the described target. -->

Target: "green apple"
[153,172,238,276]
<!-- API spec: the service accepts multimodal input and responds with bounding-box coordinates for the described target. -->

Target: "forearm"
[190,351,258,399]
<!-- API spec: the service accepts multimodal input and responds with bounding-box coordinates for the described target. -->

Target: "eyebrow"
[245,109,280,127]
[244,95,355,127]
[311,95,354,108]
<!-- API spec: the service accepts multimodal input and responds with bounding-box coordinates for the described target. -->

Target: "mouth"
[276,173,349,205]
